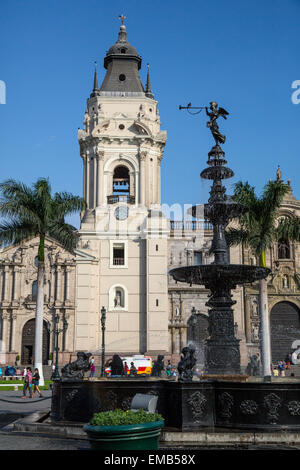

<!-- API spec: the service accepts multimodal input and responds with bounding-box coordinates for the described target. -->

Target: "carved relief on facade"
[249,295,260,343]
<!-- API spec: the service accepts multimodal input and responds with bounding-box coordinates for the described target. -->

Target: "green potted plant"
[15,354,20,366]
[48,353,52,366]
[83,408,164,450]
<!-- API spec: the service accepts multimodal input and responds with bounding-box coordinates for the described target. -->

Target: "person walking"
[32,368,43,398]
[89,362,95,378]
[22,367,33,399]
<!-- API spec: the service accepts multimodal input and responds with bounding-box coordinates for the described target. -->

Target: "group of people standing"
[22,367,43,399]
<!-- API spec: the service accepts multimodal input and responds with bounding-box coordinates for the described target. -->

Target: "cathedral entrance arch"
[270,301,300,363]
[21,319,50,365]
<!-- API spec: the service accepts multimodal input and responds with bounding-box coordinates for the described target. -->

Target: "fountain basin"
[51,378,300,431]
[170,264,271,289]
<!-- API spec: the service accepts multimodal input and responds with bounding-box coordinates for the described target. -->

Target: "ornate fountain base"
[51,378,300,431]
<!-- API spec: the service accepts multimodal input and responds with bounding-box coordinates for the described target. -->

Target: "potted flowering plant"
[83,408,164,450]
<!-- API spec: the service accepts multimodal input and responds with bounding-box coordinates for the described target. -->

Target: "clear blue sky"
[1,0,300,227]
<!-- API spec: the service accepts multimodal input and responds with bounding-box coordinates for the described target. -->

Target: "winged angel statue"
[205,101,229,146]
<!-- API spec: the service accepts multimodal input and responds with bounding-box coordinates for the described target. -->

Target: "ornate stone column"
[93,157,97,209]
[96,150,104,206]
[1,311,9,353]
[157,156,162,204]
[9,312,17,352]
[13,267,20,302]
[56,266,62,304]
[3,265,10,303]
[65,265,72,304]
[140,151,147,206]
[82,153,87,202]
[50,267,55,304]
[86,154,91,209]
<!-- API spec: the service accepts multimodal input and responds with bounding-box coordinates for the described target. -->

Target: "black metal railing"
[113,258,125,266]
[107,195,135,204]
[170,220,213,231]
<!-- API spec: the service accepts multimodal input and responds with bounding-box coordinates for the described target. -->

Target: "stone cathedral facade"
[0,25,300,367]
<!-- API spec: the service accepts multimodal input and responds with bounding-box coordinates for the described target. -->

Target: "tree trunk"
[34,238,45,386]
[258,251,271,377]
[259,277,271,377]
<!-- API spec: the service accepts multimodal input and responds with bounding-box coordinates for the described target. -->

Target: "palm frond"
[276,216,300,242]
[225,228,250,247]
[48,222,79,252]
[52,192,86,219]
[0,219,37,245]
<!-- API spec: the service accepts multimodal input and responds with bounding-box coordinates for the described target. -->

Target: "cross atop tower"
[119,14,126,25]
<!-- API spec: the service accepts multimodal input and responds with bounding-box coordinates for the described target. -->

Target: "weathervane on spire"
[119,14,127,25]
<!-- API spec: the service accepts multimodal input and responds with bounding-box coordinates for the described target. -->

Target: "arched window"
[113,165,130,196]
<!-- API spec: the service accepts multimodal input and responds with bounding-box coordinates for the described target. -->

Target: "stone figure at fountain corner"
[61,352,91,380]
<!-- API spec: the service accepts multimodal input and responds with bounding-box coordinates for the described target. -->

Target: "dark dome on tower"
[104,25,142,70]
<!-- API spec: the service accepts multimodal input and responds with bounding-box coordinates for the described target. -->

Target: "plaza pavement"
[0,389,90,450]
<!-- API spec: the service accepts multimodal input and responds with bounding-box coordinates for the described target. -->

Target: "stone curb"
[10,413,300,445]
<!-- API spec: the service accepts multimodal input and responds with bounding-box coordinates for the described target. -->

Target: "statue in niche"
[114,289,123,308]
[282,275,289,289]
[250,297,259,317]
[278,240,290,259]
[251,323,260,343]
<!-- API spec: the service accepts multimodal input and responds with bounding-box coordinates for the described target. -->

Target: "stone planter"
[83,420,164,450]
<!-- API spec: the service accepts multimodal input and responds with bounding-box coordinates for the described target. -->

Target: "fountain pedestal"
[170,109,270,375]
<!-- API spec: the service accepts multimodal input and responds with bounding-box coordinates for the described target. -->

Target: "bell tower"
[75,22,169,357]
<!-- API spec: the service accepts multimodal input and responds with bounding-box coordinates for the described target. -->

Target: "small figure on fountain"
[151,355,165,377]
[177,345,197,382]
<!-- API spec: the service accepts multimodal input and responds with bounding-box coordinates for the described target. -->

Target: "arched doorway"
[270,301,300,363]
[21,319,50,365]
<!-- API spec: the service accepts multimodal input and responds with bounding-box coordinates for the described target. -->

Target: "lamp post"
[52,314,68,380]
[100,306,106,378]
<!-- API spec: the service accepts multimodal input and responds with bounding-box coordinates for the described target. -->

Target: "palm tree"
[226,179,300,376]
[0,178,85,385]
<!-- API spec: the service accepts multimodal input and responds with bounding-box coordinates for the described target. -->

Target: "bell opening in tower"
[107,165,135,204]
